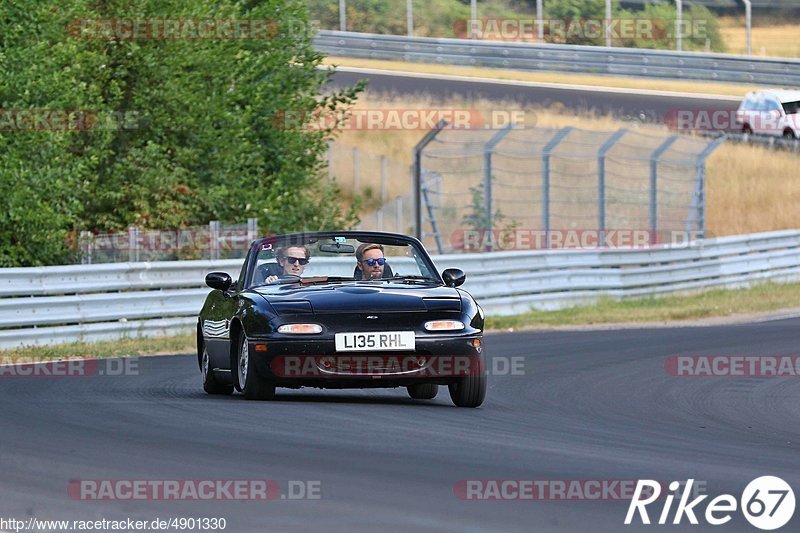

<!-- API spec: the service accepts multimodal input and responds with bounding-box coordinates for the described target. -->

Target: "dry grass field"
[718,16,800,58]
[329,93,800,238]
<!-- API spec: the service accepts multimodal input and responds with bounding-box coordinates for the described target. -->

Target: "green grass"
[485,281,800,330]
[0,333,195,362]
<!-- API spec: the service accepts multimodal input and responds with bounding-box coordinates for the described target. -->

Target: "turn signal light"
[277,324,322,334]
[424,320,465,331]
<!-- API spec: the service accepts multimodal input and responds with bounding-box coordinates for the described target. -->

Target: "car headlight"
[277,324,322,334]
[424,320,465,331]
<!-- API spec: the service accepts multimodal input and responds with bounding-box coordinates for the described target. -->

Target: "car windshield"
[782,100,800,115]
[247,235,439,289]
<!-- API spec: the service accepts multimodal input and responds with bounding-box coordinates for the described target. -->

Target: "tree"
[0,0,363,266]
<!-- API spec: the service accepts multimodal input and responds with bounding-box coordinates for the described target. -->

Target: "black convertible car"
[197,231,486,407]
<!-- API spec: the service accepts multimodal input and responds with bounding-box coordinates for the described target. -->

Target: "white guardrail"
[314,30,800,86]
[2,230,800,348]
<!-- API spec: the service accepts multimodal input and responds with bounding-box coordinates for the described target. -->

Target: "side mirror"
[442,268,466,288]
[206,272,232,291]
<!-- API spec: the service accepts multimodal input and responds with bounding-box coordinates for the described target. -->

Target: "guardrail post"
[413,119,448,240]
[676,0,683,52]
[687,136,725,238]
[483,124,514,250]
[597,129,628,243]
[744,0,752,56]
[541,127,573,247]
[339,0,346,31]
[650,135,680,245]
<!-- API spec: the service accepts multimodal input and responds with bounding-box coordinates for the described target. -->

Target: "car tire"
[783,129,797,140]
[407,383,438,400]
[742,124,753,135]
[201,346,234,395]
[448,354,486,408]
[237,335,276,401]
[449,375,486,408]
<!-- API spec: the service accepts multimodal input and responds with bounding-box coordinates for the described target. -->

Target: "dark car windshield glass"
[782,100,800,115]
[247,236,437,288]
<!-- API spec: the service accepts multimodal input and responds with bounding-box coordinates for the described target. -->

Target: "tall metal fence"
[78,219,259,264]
[413,125,724,254]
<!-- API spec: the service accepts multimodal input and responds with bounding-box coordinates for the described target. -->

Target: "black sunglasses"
[284,256,309,265]
[363,258,386,267]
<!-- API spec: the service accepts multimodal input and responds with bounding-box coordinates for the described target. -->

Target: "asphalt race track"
[328,69,739,123]
[2,319,799,532]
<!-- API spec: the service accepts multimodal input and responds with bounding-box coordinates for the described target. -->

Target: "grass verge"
[486,281,800,330]
[0,333,195,361]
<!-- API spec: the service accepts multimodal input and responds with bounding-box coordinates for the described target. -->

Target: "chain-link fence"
[78,219,259,264]
[413,125,724,254]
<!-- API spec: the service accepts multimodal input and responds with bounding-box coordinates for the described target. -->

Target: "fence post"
[649,135,680,245]
[352,147,359,192]
[327,140,334,182]
[597,129,628,243]
[247,217,259,245]
[209,220,220,261]
[413,119,448,240]
[128,226,139,263]
[380,155,387,204]
[483,124,514,250]
[80,231,93,265]
[688,137,725,238]
[395,196,403,234]
[541,127,574,247]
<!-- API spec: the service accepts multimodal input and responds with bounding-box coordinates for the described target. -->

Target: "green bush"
[0,0,363,267]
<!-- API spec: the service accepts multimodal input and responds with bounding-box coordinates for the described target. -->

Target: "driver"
[355,243,386,280]
[265,245,310,283]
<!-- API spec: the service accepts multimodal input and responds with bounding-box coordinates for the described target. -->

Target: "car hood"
[252,283,462,314]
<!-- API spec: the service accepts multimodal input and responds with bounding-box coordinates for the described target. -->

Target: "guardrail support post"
[541,127,573,248]
[339,0,346,32]
[676,0,683,52]
[413,119,448,240]
[649,135,680,245]
[597,129,628,243]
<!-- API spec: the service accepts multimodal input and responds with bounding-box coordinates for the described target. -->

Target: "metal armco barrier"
[313,30,800,86]
[1,230,800,348]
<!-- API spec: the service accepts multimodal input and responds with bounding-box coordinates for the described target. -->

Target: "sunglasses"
[284,256,309,265]
[363,258,386,267]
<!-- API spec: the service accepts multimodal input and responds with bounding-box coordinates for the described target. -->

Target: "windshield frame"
[241,231,444,289]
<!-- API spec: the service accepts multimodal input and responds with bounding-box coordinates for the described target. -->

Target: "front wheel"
[202,347,233,395]
[449,355,487,408]
[237,335,276,401]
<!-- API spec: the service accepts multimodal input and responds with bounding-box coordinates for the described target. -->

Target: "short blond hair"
[356,243,384,262]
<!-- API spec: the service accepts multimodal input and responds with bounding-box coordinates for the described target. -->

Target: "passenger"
[265,245,310,283]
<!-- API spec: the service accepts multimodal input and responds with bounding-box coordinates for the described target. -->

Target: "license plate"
[335,331,415,352]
